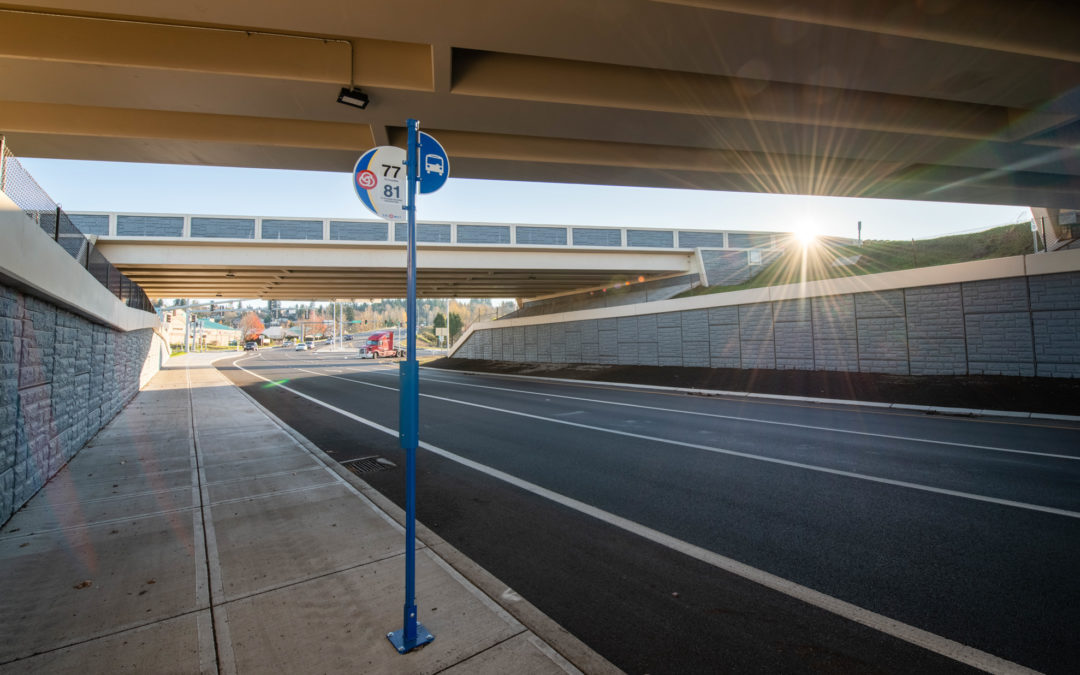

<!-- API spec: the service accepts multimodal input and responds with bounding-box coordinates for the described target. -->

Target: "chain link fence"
[0,137,153,313]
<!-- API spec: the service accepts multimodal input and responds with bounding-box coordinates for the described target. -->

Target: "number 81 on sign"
[353,145,407,221]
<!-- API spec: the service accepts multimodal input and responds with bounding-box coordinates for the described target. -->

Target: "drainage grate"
[341,456,396,475]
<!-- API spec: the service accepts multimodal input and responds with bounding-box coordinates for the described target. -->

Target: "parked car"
[244,341,258,351]
[295,342,308,351]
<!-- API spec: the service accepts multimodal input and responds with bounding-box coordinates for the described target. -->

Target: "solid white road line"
[232,356,1038,675]
[292,367,1080,521]
[413,372,1079,462]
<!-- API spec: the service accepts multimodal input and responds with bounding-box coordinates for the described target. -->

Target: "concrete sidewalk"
[0,353,611,674]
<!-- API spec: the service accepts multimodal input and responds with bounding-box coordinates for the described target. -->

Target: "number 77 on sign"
[353,145,408,221]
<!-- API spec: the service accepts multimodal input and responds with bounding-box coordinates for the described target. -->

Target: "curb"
[420,366,1080,423]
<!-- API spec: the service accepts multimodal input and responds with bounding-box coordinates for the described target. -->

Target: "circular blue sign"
[417,131,449,194]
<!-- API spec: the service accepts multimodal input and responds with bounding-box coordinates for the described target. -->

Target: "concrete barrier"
[452,249,1080,379]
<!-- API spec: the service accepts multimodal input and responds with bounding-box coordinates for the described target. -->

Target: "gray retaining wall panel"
[701,250,753,287]
[457,270,1080,379]
[598,330,618,364]
[709,324,741,368]
[638,342,659,366]
[739,304,774,341]
[905,284,964,339]
[708,306,739,325]
[2,282,157,526]
[774,321,814,370]
[909,339,967,375]
[637,314,658,340]
[580,320,599,345]
[814,340,859,371]
[855,290,905,319]
[582,341,600,363]
[682,343,710,367]
[812,295,856,340]
[658,312,681,328]
[741,340,776,369]
[1029,272,1080,311]
[965,313,1034,366]
[774,299,812,323]
[681,310,709,342]
[1033,311,1080,367]
[860,359,909,374]
[962,277,1028,313]
[537,325,551,361]
[857,317,908,361]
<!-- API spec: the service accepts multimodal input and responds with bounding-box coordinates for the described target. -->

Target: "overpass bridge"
[78,211,786,300]
[0,1,1077,211]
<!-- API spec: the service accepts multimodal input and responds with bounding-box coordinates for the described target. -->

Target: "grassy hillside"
[682,223,1038,297]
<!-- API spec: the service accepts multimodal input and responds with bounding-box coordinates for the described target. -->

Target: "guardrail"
[0,137,154,313]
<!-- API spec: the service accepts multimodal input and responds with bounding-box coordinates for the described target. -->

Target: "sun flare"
[794,219,819,246]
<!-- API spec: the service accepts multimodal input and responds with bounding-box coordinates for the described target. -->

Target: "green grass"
[681,223,1039,297]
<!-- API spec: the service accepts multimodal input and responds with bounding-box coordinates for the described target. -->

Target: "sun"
[793,218,819,246]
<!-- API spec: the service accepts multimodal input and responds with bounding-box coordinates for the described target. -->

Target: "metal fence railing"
[0,137,154,313]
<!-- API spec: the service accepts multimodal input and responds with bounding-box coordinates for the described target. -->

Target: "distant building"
[161,308,188,346]
[195,318,241,347]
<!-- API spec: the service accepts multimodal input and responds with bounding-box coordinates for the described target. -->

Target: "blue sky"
[21,159,1028,242]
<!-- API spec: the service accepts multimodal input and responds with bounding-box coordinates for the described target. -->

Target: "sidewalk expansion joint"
[0,606,212,668]
[207,480,342,507]
[428,629,531,675]
[216,549,420,607]
[0,505,199,541]
[15,484,192,510]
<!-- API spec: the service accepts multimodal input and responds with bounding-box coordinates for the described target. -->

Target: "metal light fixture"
[337,87,369,109]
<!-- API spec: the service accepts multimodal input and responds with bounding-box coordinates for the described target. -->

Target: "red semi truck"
[359,330,405,358]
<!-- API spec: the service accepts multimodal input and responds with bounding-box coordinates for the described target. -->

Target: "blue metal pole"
[388,118,433,655]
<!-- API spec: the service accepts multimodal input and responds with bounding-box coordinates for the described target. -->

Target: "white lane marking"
[232,357,1039,675]
[413,372,1079,462]
[293,367,1080,521]
[428,367,1080,425]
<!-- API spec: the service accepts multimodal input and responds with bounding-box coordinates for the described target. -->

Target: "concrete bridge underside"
[0,1,1078,210]
[95,240,698,300]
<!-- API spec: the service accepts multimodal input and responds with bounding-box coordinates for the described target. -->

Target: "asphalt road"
[219,347,1080,674]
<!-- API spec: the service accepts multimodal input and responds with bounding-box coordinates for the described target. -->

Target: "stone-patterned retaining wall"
[454,271,1080,379]
[1,283,164,525]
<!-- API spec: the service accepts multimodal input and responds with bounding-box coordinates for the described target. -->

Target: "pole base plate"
[387,624,435,654]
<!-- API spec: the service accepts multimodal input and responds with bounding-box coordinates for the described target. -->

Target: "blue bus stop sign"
[417,132,449,194]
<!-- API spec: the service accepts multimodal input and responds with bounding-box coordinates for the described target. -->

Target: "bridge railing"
[72,211,786,253]
[0,137,154,313]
